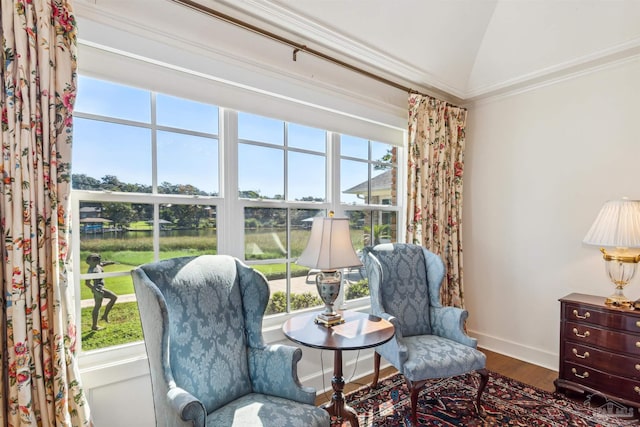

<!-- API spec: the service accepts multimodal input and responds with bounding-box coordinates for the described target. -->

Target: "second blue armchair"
[363,243,488,426]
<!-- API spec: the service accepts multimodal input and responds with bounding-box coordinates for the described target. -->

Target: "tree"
[239,189,262,199]
[159,182,207,196]
[100,175,125,191]
[171,204,204,229]
[72,174,102,190]
[102,203,136,229]
[364,223,391,245]
[374,147,395,170]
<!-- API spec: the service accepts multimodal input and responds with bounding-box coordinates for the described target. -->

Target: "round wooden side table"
[282,310,395,427]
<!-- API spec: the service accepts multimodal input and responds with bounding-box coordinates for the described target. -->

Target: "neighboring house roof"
[80,207,100,213]
[79,218,112,223]
[343,169,393,195]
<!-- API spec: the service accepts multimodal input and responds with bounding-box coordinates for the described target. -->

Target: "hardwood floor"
[483,348,557,392]
[316,347,558,406]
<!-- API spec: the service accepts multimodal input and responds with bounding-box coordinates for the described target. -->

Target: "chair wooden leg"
[409,383,420,426]
[476,368,489,412]
[371,351,381,387]
[404,378,428,426]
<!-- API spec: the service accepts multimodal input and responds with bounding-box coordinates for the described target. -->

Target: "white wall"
[464,55,640,369]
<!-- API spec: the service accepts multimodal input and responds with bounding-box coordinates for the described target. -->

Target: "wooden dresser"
[556,293,640,408]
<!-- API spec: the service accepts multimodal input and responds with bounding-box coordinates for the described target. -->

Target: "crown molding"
[465,36,640,101]
[469,50,640,107]
[80,0,640,105]
[217,0,466,101]
[215,0,640,103]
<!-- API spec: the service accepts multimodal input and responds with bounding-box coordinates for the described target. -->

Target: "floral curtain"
[406,93,467,308]
[1,0,91,425]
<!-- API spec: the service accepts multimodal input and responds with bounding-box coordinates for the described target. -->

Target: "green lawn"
[79,249,220,299]
[77,228,348,351]
[80,272,365,351]
[81,302,144,351]
[79,250,312,300]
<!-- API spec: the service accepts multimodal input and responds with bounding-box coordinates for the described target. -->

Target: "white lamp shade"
[296,217,362,270]
[583,199,640,249]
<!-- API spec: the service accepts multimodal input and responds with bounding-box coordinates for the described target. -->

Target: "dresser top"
[559,292,638,315]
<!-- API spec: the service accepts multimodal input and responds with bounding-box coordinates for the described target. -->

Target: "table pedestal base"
[322,350,359,427]
[282,311,394,427]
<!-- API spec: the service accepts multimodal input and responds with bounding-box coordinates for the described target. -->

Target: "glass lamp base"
[605,288,633,308]
[603,256,637,308]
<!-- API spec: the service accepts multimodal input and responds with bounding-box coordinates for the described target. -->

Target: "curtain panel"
[406,93,467,308]
[1,0,90,425]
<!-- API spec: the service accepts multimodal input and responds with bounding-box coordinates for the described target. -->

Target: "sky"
[73,76,391,202]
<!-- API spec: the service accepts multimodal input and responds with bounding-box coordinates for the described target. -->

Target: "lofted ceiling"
[213,0,640,101]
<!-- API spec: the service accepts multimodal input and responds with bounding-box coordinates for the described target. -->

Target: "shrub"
[291,292,322,309]
[346,279,370,299]
[245,218,260,229]
[265,291,322,315]
[266,292,286,314]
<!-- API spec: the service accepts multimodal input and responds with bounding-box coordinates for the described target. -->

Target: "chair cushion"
[401,335,487,381]
[147,256,253,414]
[206,393,330,427]
[370,243,432,336]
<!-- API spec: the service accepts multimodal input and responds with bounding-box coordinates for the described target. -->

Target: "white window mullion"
[396,137,407,243]
[220,109,243,258]
[328,132,342,216]
[150,92,160,259]
[283,122,289,201]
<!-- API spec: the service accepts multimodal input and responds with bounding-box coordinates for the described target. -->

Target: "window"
[238,113,326,201]
[72,76,401,352]
[73,76,219,352]
[340,135,399,302]
[243,207,326,315]
[239,113,328,313]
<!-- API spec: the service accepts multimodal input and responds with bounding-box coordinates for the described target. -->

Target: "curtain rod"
[170,0,428,97]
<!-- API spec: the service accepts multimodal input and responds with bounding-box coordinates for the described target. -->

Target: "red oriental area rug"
[329,371,638,426]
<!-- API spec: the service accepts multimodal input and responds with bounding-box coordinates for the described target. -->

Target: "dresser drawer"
[562,361,640,404]
[565,303,640,333]
[563,341,640,380]
[565,321,640,355]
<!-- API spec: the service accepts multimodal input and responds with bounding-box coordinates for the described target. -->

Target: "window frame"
[71,75,404,355]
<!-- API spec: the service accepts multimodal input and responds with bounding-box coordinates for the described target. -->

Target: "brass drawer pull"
[636,386,640,395]
[636,364,640,371]
[572,309,590,319]
[572,368,589,379]
[637,342,640,348]
[572,328,590,338]
[572,348,589,359]
[637,321,640,328]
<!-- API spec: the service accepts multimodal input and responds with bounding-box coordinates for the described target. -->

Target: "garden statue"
[85,253,118,331]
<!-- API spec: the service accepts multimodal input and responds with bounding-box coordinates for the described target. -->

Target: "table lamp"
[296,213,362,326]
[583,199,640,307]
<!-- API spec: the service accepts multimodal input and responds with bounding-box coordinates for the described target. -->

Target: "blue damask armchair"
[363,243,488,425]
[132,255,330,427]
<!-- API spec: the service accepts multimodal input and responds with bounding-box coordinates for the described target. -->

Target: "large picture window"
[340,135,398,301]
[72,76,401,353]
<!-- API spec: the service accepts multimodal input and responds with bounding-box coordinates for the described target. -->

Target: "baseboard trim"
[469,329,558,372]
